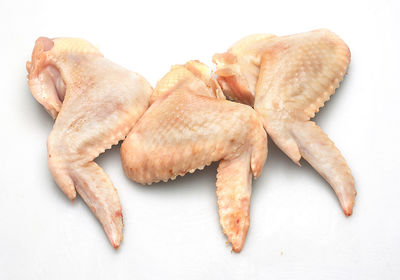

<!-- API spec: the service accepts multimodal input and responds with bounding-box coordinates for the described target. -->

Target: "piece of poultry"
[213,29,356,216]
[27,37,153,248]
[121,61,268,252]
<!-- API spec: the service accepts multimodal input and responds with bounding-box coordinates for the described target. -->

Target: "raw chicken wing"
[121,61,268,252]
[213,29,356,215]
[27,37,153,248]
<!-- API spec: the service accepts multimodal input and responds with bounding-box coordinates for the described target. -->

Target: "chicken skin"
[27,37,153,248]
[121,61,268,252]
[213,29,356,216]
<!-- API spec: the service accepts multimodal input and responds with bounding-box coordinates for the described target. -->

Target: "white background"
[1,0,399,279]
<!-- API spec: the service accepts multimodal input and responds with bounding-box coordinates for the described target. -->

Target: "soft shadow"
[312,64,352,125]
[251,136,339,210]
[95,141,123,164]
[96,141,218,196]
[251,136,297,192]
[133,162,218,195]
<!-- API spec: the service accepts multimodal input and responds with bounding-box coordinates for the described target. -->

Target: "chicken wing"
[27,37,153,248]
[213,29,356,216]
[121,61,268,252]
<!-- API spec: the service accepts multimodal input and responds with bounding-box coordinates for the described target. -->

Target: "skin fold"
[27,37,153,248]
[213,29,356,216]
[121,61,268,252]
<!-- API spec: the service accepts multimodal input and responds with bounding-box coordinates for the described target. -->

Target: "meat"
[27,30,356,252]
[27,37,153,248]
[213,29,356,215]
[121,61,268,252]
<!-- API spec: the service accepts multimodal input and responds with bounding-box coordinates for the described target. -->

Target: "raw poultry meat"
[121,61,268,252]
[213,29,356,215]
[27,37,153,248]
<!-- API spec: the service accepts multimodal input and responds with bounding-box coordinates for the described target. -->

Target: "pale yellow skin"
[213,29,356,216]
[121,61,268,252]
[27,37,153,248]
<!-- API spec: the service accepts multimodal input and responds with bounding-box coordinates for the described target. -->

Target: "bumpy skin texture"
[121,61,268,252]
[27,37,153,248]
[213,29,356,216]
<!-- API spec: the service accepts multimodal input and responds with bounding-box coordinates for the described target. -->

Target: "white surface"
[1,0,399,279]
